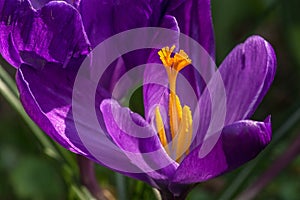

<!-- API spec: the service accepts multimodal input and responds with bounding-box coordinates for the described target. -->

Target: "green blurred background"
[1,0,300,199]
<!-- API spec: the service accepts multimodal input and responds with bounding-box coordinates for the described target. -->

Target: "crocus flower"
[0,0,276,199]
[100,35,276,199]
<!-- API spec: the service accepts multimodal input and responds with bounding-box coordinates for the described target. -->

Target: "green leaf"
[10,156,66,200]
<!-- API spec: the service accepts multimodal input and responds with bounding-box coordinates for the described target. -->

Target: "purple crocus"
[0,0,276,199]
[99,35,276,199]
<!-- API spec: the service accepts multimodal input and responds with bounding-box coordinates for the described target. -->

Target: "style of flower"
[0,0,276,199]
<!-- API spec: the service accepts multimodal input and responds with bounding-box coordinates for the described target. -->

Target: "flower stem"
[77,155,110,200]
[115,173,126,200]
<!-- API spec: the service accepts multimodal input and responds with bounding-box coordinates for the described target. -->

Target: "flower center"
[155,45,193,162]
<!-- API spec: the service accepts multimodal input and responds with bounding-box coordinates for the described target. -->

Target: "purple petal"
[167,0,215,59]
[170,117,271,188]
[165,0,187,12]
[167,0,216,100]
[143,15,180,142]
[0,0,90,68]
[144,0,216,137]
[16,61,87,154]
[143,15,179,121]
[189,35,276,155]
[16,59,163,187]
[78,0,162,48]
[218,35,276,123]
[30,0,79,9]
[100,99,177,184]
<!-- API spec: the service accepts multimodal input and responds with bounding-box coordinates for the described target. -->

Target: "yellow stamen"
[158,45,176,68]
[155,106,169,154]
[175,106,193,161]
[158,46,191,93]
[155,45,193,162]
[169,93,182,139]
[158,46,191,71]
[173,50,192,71]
